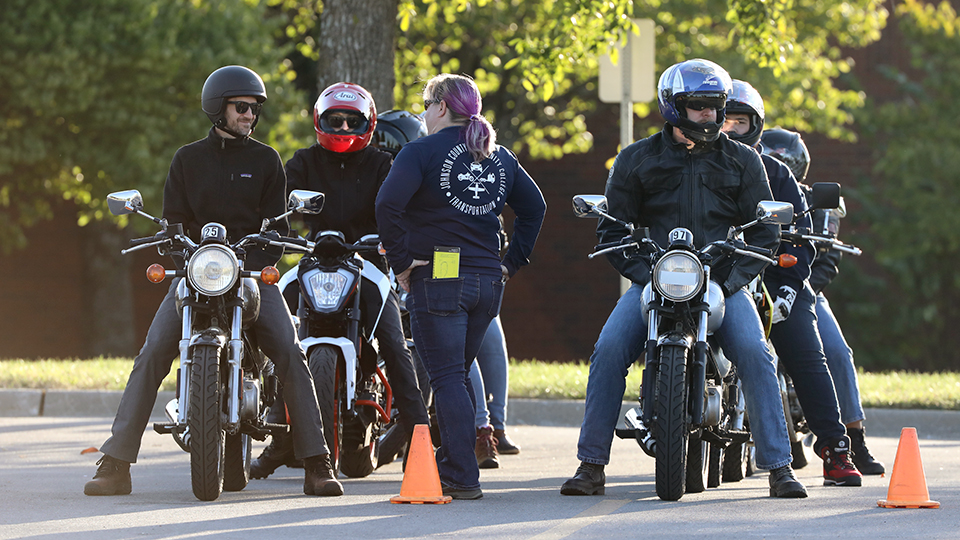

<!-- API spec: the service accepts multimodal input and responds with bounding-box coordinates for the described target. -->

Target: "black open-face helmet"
[761,128,811,183]
[726,80,765,147]
[201,66,267,135]
[657,58,733,145]
[372,110,427,156]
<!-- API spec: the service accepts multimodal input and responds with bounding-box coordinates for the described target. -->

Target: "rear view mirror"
[572,195,607,218]
[810,182,841,210]
[288,190,325,215]
[107,190,144,216]
[757,200,794,225]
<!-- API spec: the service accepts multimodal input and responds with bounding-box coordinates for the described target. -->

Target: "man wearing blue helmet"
[561,59,807,498]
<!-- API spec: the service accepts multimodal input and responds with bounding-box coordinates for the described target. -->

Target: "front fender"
[302,337,358,410]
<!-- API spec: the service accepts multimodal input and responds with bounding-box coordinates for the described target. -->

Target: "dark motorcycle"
[105,189,318,501]
[277,225,394,478]
[573,194,794,501]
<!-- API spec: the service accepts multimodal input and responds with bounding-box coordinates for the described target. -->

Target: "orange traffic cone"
[390,424,452,504]
[877,427,940,509]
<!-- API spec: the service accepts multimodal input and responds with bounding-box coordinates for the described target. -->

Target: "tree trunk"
[316,0,398,110]
[81,220,136,357]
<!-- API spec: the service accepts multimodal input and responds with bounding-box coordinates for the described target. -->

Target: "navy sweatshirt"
[375,126,546,278]
[758,145,815,292]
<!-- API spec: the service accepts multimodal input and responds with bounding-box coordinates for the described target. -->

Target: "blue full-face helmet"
[657,59,733,144]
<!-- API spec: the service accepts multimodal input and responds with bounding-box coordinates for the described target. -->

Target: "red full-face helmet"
[313,82,377,153]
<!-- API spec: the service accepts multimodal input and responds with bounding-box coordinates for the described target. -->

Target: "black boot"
[848,427,885,475]
[84,455,132,496]
[251,431,299,479]
[560,462,605,495]
[303,454,344,496]
[768,465,808,498]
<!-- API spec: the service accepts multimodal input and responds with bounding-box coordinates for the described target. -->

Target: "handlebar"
[781,230,862,256]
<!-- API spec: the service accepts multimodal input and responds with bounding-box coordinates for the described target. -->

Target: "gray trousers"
[100,279,328,463]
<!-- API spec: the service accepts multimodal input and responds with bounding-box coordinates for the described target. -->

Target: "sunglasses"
[226,100,262,116]
[320,113,368,133]
[679,97,725,112]
[423,98,441,110]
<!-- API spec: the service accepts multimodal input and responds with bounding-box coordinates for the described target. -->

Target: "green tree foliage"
[0,0,307,250]
[391,0,887,162]
[838,0,960,370]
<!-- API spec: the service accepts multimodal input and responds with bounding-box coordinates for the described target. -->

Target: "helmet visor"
[319,111,370,135]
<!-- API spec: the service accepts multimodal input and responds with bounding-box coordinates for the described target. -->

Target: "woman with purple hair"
[376,73,546,499]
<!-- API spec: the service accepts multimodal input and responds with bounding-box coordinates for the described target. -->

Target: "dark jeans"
[407,268,505,490]
[101,279,328,463]
[768,282,847,454]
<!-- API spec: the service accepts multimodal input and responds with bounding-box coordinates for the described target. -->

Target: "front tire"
[309,345,342,475]
[654,343,689,501]
[188,343,225,501]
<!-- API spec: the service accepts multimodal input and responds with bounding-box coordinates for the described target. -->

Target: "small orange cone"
[877,427,940,509]
[390,424,452,504]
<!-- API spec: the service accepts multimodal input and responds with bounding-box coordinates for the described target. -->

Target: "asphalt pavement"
[0,391,958,539]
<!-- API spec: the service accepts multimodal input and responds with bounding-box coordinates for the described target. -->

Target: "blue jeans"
[408,269,505,490]
[769,283,846,453]
[817,294,865,425]
[576,283,793,471]
[470,316,509,429]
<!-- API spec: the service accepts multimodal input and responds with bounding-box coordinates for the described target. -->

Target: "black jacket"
[801,183,844,294]
[162,127,287,270]
[285,144,393,243]
[599,125,779,295]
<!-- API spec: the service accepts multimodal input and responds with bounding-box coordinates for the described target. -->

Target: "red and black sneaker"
[820,438,863,486]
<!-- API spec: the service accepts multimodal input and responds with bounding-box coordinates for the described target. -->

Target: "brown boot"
[303,454,344,496]
[475,425,500,469]
[84,455,132,496]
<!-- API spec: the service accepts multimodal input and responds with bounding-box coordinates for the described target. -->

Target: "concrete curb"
[2,389,957,440]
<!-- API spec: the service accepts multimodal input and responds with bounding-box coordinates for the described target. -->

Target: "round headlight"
[653,251,703,302]
[188,245,239,296]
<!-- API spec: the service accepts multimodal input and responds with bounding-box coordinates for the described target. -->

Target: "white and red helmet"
[313,82,377,153]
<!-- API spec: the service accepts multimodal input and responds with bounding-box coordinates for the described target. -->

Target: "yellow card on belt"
[432,246,460,279]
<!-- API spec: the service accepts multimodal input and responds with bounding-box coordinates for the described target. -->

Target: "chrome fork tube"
[177,281,192,425]
[227,298,244,426]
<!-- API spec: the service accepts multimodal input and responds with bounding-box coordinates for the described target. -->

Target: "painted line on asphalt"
[527,499,631,540]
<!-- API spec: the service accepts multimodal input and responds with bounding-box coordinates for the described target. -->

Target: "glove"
[771,285,798,325]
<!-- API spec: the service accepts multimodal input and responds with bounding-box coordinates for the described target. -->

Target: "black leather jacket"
[598,125,779,295]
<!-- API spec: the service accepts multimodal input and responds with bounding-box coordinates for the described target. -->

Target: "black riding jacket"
[163,127,287,270]
[285,144,393,243]
[598,125,779,295]
[800,183,844,294]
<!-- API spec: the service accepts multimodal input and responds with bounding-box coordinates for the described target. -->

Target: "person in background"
[724,80,861,487]
[84,65,342,497]
[761,128,885,475]
[376,73,546,500]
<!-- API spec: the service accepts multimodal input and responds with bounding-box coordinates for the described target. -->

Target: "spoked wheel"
[188,344,225,501]
[654,343,689,501]
[309,345,342,475]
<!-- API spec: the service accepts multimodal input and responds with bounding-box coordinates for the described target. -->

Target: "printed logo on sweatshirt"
[239,173,252,179]
[439,143,506,216]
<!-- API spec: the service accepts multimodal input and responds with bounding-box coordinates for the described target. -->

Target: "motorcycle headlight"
[187,245,239,296]
[304,268,356,310]
[653,251,703,302]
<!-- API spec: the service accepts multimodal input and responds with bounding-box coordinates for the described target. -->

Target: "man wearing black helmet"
[248,84,430,479]
[84,66,343,498]
[724,80,862,487]
[561,59,807,498]
[761,128,885,476]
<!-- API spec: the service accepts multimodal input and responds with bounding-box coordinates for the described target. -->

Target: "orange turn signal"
[778,254,798,268]
[378,243,387,256]
[260,266,280,285]
[146,263,166,283]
